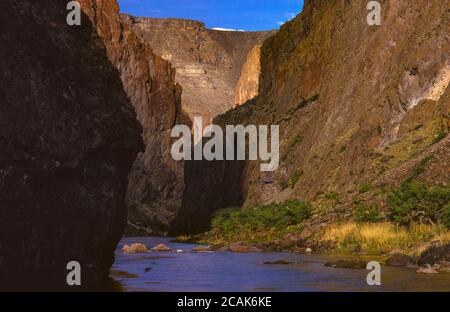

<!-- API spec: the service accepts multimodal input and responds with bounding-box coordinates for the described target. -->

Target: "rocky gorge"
[0,0,277,290]
[1,0,449,291]
[78,4,275,236]
[170,0,450,240]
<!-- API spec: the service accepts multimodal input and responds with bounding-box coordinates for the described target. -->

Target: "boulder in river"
[228,242,262,253]
[192,246,212,252]
[123,243,148,254]
[418,243,450,266]
[386,253,414,267]
[263,260,292,265]
[325,259,368,269]
[417,264,439,274]
[152,244,172,252]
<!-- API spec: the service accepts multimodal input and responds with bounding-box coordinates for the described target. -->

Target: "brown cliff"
[171,0,449,234]
[234,45,263,107]
[79,0,191,235]
[122,16,274,125]
[0,0,142,290]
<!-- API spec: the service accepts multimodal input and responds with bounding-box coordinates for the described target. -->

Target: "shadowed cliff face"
[171,0,449,235]
[79,0,191,236]
[0,0,142,290]
[80,3,271,235]
[122,16,275,125]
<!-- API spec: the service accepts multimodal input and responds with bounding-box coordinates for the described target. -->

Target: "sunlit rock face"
[234,45,263,107]
[0,0,142,290]
[171,0,449,235]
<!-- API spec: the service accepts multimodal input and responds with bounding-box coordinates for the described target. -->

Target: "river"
[110,236,450,292]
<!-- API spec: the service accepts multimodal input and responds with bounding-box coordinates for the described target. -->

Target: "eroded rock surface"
[172,0,449,234]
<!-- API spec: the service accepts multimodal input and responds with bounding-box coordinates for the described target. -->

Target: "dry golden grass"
[321,222,450,255]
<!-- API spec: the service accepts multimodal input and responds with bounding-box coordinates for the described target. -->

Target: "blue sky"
[118,0,304,31]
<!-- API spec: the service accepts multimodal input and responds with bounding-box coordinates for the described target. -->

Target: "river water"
[110,236,450,292]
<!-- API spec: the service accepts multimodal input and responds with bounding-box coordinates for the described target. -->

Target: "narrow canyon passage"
[1,0,448,292]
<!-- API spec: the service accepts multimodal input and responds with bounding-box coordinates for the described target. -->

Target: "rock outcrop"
[234,45,263,107]
[79,0,191,235]
[0,0,142,290]
[122,243,148,254]
[122,16,274,125]
[171,0,449,234]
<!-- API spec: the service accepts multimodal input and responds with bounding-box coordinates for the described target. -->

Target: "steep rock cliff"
[234,45,263,107]
[171,0,449,234]
[79,0,191,235]
[122,16,274,125]
[0,0,142,290]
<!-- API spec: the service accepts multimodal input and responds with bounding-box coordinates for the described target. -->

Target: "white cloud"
[212,27,245,32]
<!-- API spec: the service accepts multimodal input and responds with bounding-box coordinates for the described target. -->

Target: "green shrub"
[443,204,450,229]
[324,192,340,202]
[288,170,302,188]
[406,156,432,182]
[432,131,447,144]
[210,200,313,242]
[359,184,373,194]
[355,205,384,223]
[387,182,450,226]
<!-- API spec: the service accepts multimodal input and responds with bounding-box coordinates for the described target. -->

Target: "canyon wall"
[234,45,263,107]
[171,0,450,235]
[79,0,191,235]
[122,16,274,124]
[0,0,142,290]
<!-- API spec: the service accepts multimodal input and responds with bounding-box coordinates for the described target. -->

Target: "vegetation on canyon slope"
[205,200,312,243]
[196,176,450,254]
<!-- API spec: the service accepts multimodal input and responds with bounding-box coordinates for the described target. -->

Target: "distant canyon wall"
[122,16,275,125]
